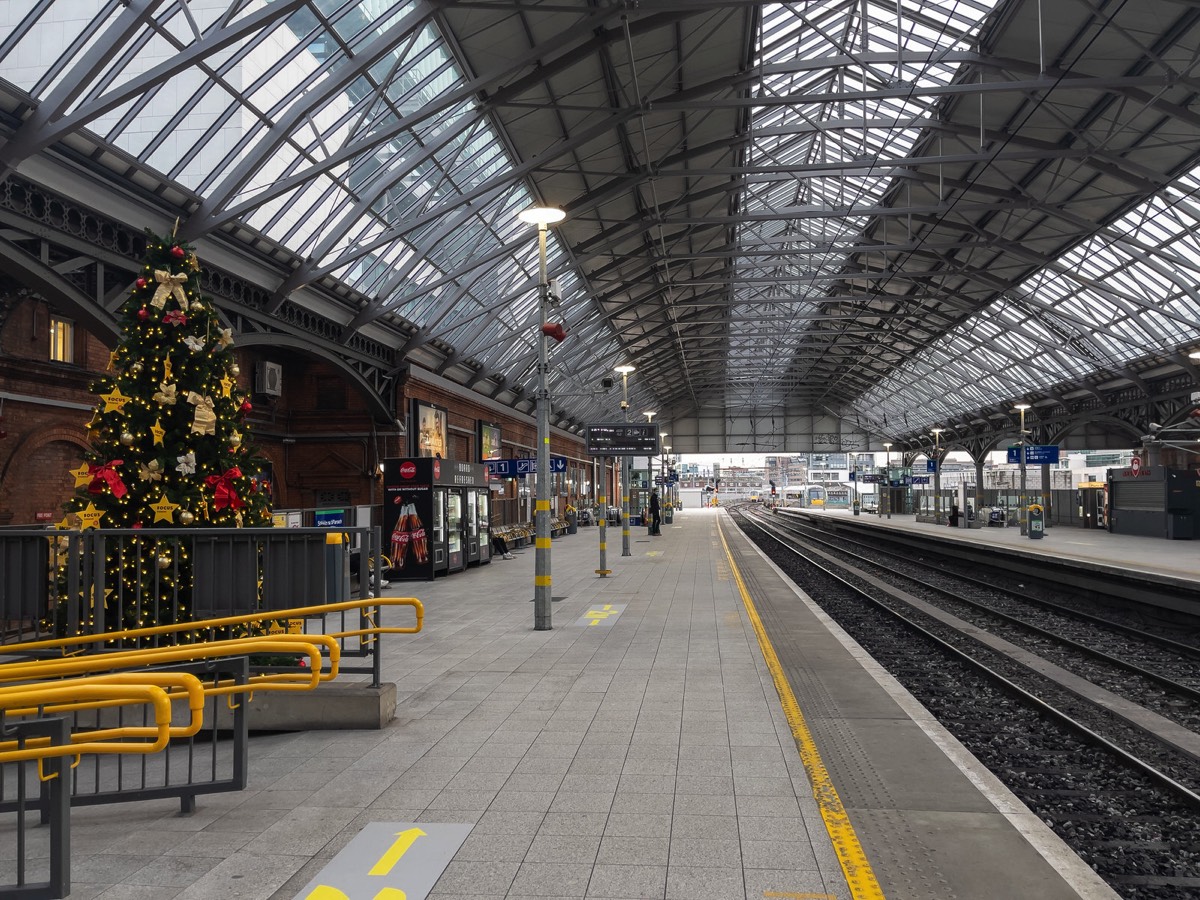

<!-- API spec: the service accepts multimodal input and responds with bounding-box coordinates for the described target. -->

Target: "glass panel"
[447,491,462,554]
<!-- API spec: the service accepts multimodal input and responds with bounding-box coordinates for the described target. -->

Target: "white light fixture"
[614,364,635,374]
[518,206,566,225]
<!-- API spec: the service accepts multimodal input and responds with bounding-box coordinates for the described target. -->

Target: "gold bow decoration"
[138,459,163,482]
[187,391,217,435]
[150,270,189,310]
[153,381,178,407]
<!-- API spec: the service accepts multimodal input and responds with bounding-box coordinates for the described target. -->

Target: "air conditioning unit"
[256,361,282,397]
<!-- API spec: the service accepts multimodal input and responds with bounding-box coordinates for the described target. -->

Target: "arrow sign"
[369,828,426,876]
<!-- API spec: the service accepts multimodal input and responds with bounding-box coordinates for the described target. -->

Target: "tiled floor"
[6,512,850,900]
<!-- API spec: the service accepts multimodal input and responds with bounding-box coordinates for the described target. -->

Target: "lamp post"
[931,428,944,524]
[663,442,672,512]
[615,365,635,557]
[882,442,892,518]
[1014,402,1030,534]
[659,431,668,508]
[519,205,565,631]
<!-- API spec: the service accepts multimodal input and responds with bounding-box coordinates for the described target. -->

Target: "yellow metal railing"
[0,596,424,765]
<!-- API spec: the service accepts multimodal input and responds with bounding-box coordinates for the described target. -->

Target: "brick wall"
[0,294,590,525]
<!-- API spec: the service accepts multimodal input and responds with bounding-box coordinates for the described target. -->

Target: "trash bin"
[664,507,674,525]
[326,531,350,601]
[1028,504,1044,540]
[852,501,861,516]
[567,510,578,534]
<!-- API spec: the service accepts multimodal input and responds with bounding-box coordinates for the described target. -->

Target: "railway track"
[732,507,1200,900]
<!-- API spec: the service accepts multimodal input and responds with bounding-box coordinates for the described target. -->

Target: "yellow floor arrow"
[368,827,426,877]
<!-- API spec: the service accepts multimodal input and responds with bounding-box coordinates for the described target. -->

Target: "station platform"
[13,509,1119,900]
[790,506,1200,584]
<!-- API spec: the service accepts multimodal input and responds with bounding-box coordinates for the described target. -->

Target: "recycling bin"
[1028,504,1045,540]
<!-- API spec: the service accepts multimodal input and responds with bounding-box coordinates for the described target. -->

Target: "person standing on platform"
[949,504,960,527]
[650,489,662,536]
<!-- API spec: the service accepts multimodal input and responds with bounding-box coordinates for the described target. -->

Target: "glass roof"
[732,0,1000,412]
[858,166,1200,429]
[4,0,1200,438]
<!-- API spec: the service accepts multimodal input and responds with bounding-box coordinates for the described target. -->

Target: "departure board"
[586,423,660,456]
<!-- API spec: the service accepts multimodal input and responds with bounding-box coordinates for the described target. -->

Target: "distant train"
[780,485,827,508]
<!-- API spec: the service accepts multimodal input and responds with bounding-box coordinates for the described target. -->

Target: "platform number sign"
[297,823,472,900]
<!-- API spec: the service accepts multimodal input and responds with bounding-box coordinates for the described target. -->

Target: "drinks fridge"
[382,458,491,580]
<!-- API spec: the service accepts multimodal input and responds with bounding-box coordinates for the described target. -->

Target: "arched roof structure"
[3,0,1200,452]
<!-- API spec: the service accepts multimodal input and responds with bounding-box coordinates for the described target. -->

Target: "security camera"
[601,377,614,389]
[548,277,562,304]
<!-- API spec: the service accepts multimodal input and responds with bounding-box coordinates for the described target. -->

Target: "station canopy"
[3,0,1200,450]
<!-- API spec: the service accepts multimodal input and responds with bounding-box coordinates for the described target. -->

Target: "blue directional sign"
[911,476,931,485]
[926,459,938,473]
[1006,445,1060,465]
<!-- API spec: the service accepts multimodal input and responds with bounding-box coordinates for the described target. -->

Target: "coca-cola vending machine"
[382,458,489,580]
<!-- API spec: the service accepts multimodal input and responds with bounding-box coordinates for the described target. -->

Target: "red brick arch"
[0,423,89,524]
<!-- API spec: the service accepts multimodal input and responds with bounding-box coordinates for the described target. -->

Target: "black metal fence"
[1,525,384,682]
[0,716,72,900]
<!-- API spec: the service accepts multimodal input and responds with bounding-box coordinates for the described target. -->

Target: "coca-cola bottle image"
[410,503,429,564]
[390,500,411,569]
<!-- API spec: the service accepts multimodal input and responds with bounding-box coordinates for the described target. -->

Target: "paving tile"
[525,833,602,863]
[605,813,673,838]
[539,812,609,836]
[669,836,742,868]
[510,861,594,897]
[454,831,536,862]
[669,814,738,840]
[740,839,821,871]
[665,864,746,900]
[597,834,670,866]
[429,859,521,895]
[173,852,308,900]
[672,793,736,816]
[489,790,557,812]
[549,791,615,813]
[586,863,668,898]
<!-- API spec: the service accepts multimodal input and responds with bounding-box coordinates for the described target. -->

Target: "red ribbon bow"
[88,460,127,499]
[205,467,245,510]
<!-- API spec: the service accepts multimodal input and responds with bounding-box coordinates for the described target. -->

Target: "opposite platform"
[790,505,1200,585]
[2,508,1117,900]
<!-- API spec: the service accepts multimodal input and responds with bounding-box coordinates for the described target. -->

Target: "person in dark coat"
[649,490,662,535]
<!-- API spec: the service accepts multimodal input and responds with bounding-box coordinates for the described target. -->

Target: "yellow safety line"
[716,516,886,900]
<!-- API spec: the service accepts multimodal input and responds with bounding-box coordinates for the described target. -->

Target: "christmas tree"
[59,230,273,632]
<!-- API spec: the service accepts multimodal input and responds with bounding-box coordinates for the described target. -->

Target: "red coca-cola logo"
[433,460,441,480]
[399,461,417,479]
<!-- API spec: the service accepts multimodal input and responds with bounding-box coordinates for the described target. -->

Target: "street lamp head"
[644,411,656,422]
[614,364,636,375]
[1013,402,1031,412]
[518,206,566,226]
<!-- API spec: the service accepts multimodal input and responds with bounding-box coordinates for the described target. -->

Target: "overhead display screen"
[586,423,660,456]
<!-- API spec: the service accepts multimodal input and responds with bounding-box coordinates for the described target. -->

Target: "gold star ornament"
[100,387,132,413]
[151,419,166,446]
[71,463,93,488]
[151,495,180,524]
[76,502,105,530]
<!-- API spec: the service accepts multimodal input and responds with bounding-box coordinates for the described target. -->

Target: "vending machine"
[382,458,490,580]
